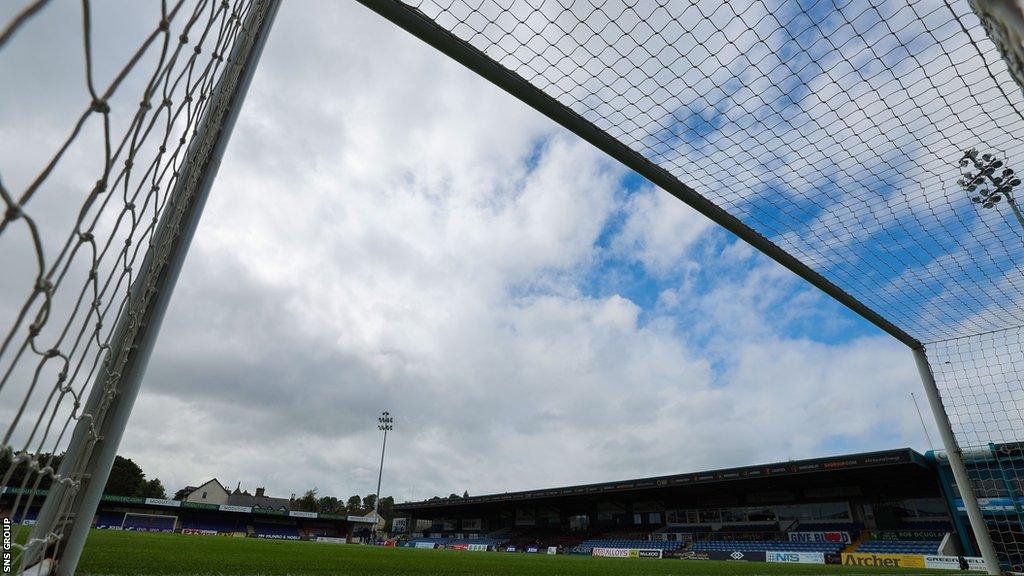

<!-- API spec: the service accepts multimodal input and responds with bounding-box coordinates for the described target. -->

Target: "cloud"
[613,185,714,275]
[0,0,940,505]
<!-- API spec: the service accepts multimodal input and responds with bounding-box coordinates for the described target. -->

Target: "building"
[182,479,230,505]
[226,484,292,512]
[394,448,986,565]
[180,480,291,511]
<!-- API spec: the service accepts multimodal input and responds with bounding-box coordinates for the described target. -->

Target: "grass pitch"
[73,530,950,575]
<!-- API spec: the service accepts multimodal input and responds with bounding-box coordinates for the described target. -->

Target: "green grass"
[66,530,957,575]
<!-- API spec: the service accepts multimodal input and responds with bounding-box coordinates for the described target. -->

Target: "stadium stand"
[408,537,504,547]
[580,539,683,551]
[301,524,343,538]
[794,522,863,534]
[11,506,40,524]
[94,511,125,528]
[691,540,845,554]
[654,523,713,534]
[504,528,581,550]
[717,522,780,533]
[253,523,301,539]
[179,516,247,533]
[896,520,952,531]
[855,540,943,554]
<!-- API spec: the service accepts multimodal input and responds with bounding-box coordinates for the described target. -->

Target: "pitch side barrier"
[583,547,988,570]
[403,540,988,570]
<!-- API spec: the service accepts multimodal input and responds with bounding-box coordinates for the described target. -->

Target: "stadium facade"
[0,488,378,543]
[5,445,1022,569]
[395,446,1024,570]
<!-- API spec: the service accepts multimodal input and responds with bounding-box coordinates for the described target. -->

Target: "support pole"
[372,411,393,538]
[25,2,281,574]
[374,427,388,523]
[913,347,1002,575]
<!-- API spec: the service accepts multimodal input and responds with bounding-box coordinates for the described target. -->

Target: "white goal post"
[0,2,283,575]
[971,0,1024,95]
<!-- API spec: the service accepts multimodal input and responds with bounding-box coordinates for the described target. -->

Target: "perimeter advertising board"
[592,547,631,558]
[672,550,765,561]
[954,498,1015,512]
[592,548,664,559]
[255,533,300,540]
[841,553,925,568]
[923,555,987,571]
[144,498,181,507]
[636,549,663,559]
[788,531,850,544]
[765,551,825,564]
[873,530,946,541]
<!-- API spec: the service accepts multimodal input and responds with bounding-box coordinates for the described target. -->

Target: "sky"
[7,0,1004,506]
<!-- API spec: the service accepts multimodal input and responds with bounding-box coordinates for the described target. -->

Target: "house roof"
[227,492,291,511]
[190,478,228,494]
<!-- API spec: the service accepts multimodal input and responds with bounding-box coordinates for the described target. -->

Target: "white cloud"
[614,186,714,275]
[0,0,939,505]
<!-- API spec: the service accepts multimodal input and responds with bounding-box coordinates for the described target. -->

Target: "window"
[201,491,207,499]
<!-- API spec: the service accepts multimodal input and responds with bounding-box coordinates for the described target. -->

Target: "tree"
[346,495,362,513]
[448,493,460,499]
[1,452,166,498]
[318,496,342,515]
[295,488,319,512]
[0,452,62,490]
[361,494,377,512]
[137,478,166,499]
[173,487,192,501]
[377,496,395,524]
[463,490,469,498]
[103,456,146,496]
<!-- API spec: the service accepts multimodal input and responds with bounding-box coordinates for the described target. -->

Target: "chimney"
[256,487,265,497]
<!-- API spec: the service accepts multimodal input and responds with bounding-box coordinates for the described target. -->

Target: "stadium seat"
[856,540,942,554]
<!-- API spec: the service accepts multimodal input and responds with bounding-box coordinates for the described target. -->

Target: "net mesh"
[398,0,1024,343]
[373,0,1024,568]
[0,0,259,572]
[3,0,1024,572]
[931,328,1024,570]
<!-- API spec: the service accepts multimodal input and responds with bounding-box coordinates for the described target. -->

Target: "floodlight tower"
[373,411,394,531]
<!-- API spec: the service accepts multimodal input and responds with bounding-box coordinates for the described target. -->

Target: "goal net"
[0,1,277,574]
[352,0,1024,572]
[121,513,178,533]
[3,0,1024,574]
